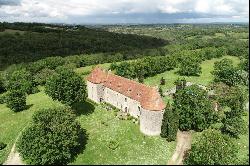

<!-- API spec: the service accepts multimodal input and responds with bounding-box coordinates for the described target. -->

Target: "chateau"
[86,66,166,136]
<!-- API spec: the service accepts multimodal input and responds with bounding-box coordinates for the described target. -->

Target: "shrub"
[212,58,240,86]
[0,142,7,150]
[0,73,5,93]
[108,140,119,150]
[6,90,26,112]
[159,87,164,97]
[45,68,87,106]
[175,85,218,131]
[33,68,56,85]
[160,77,165,85]
[17,107,85,165]
[178,56,202,76]
[184,129,238,165]
[0,93,7,104]
[160,107,179,141]
[5,69,35,94]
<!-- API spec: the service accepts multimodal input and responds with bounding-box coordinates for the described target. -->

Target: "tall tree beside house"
[45,68,87,106]
[160,106,179,142]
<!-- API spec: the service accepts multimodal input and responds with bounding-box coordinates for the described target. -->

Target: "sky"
[0,0,249,24]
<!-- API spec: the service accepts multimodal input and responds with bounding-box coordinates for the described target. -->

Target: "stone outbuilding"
[86,66,166,136]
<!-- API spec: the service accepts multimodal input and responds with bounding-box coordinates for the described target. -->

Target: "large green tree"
[17,107,86,165]
[178,56,202,76]
[174,85,218,131]
[6,90,26,112]
[45,68,87,106]
[184,129,238,165]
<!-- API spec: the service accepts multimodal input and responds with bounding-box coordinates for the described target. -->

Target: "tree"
[211,83,247,138]
[33,68,55,85]
[184,129,238,165]
[6,69,35,94]
[160,107,179,141]
[178,56,202,76]
[45,68,87,106]
[212,58,241,86]
[17,107,86,165]
[174,85,218,131]
[6,90,26,112]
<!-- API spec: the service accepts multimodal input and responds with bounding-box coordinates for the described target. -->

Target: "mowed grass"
[0,89,175,164]
[144,55,241,91]
[0,89,63,164]
[71,104,175,165]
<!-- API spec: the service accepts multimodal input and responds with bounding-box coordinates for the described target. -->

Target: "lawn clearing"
[0,89,63,164]
[71,103,176,165]
[144,55,241,91]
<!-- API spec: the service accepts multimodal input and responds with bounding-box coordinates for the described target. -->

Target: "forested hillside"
[0,22,168,69]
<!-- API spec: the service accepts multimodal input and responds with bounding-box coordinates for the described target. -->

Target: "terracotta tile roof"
[87,66,166,111]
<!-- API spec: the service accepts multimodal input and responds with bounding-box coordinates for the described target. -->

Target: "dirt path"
[3,126,26,165]
[168,130,192,165]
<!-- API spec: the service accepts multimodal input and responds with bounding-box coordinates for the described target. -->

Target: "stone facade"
[86,66,166,136]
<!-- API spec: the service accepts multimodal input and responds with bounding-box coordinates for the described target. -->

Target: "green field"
[144,55,241,91]
[0,90,175,165]
[0,54,246,164]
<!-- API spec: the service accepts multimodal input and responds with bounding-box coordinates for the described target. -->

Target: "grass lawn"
[0,89,175,165]
[71,102,175,165]
[0,89,63,164]
[144,55,241,91]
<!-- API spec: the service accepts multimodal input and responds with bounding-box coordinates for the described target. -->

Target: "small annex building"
[86,66,166,136]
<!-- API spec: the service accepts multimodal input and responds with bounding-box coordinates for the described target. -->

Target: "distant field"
[0,29,26,35]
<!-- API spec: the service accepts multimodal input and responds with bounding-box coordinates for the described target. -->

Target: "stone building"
[86,66,166,136]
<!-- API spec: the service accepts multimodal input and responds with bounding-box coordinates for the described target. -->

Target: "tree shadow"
[70,128,89,164]
[71,100,95,116]
[25,104,34,110]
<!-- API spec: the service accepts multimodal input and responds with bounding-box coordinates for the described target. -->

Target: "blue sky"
[0,0,248,24]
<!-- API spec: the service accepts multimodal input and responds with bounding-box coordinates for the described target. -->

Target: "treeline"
[0,22,168,69]
[110,46,241,80]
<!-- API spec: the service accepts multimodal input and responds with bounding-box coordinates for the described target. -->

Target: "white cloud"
[0,0,248,23]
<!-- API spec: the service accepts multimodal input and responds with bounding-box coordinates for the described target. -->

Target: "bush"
[6,90,26,112]
[0,142,7,150]
[5,69,35,94]
[160,107,179,141]
[0,73,5,93]
[178,56,202,76]
[45,68,87,106]
[108,140,119,150]
[212,58,241,86]
[175,85,218,131]
[184,129,238,165]
[33,68,56,85]
[0,93,7,104]
[160,77,165,85]
[17,107,85,165]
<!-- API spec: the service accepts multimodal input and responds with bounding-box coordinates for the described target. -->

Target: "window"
[138,106,141,115]
[125,98,127,102]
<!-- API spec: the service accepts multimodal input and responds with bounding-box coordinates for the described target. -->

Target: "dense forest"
[0,22,168,69]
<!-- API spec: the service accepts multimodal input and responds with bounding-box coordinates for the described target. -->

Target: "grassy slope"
[0,55,246,164]
[144,55,241,91]
[0,90,175,165]
[0,89,63,164]
[72,104,175,165]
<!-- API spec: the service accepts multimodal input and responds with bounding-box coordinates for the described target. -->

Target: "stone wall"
[103,87,141,118]
[140,108,164,136]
